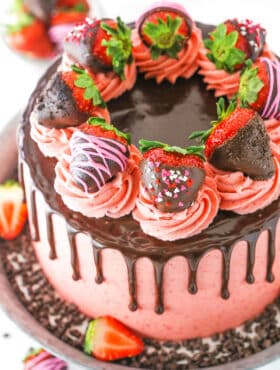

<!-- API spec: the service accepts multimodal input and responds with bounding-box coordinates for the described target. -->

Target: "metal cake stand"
[0,116,280,370]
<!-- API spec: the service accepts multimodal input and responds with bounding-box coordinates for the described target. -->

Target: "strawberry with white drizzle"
[69,118,130,193]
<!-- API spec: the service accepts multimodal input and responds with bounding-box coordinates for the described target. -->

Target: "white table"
[1,0,280,369]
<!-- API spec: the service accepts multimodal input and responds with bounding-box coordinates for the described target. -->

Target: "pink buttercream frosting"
[198,45,276,99]
[54,145,141,218]
[205,147,280,215]
[24,350,67,370]
[132,176,220,241]
[30,108,110,159]
[60,54,137,102]
[265,119,280,156]
[132,26,202,84]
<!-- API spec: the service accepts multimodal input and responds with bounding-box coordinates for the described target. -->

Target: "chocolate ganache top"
[19,22,280,262]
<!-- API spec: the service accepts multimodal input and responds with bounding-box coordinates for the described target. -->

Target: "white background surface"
[0,0,280,369]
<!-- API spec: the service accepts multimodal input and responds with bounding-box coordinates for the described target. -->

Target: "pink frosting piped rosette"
[205,146,280,215]
[260,57,280,120]
[133,176,220,241]
[132,1,202,84]
[54,145,142,218]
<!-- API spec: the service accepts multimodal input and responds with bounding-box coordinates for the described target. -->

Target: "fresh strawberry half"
[139,140,205,213]
[0,181,27,241]
[64,17,133,79]
[204,19,266,72]
[33,66,106,128]
[69,118,130,193]
[137,6,192,60]
[84,317,144,361]
[7,14,54,58]
[238,58,280,120]
[189,98,275,180]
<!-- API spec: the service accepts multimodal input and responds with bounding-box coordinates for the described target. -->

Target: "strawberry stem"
[87,117,131,144]
[238,60,264,107]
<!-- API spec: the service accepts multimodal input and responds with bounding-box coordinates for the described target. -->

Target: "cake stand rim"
[0,114,280,370]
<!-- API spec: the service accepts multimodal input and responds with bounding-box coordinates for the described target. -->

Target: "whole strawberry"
[189,98,275,180]
[69,118,130,193]
[139,140,205,213]
[204,19,266,72]
[238,58,280,120]
[64,17,133,79]
[136,4,193,60]
[33,65,106,128]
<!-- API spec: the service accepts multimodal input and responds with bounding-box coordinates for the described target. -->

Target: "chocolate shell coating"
[209,113,275,180]
[23,0,56,23]
[63,19,113,74]
[140,160,205,213]
[33,72,88,129]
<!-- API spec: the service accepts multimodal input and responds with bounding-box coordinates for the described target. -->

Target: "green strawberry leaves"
[238,60,264,107]
[6,0,34,34]
[143,15,186,60]
[87,117,131,144]
[204,23,246,72]
[189,97,237,143]
[72,65,106,108]
[139,139,205,159]
[101,17,133,80]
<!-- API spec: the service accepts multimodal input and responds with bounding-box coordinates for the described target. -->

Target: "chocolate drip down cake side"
[13,0,280,366]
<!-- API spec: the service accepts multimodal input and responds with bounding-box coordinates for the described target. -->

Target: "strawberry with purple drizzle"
[136,2,193,60]
[238,58,280,120]
[64,17,133,79]
[139,139,205,212]
[204,18,266,72]
[23,348,67,370]
[70,118,130,193]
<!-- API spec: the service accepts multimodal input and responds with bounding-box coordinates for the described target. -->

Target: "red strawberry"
[238,58,280,120]
[34,66,106,128]
[63,17,133,78]
[189,98,275,180]
[139,140,205,212]
[84,317,144,361]
[137,5,192,60]
[0,181,27,241]
[7,17,54,58]
[204,19,266,72]
[70,118,130,193]
[50,10,88,27]
[56,0,89,11]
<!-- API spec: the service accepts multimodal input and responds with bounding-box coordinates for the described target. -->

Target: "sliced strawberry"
[139,140,205,212]
[64,17,133,78]
[0,181,27,241]
[204,19,266,72]
[138,6,192,60]
[7,18,54,58]
[84,317,144,361]
[189,98,275,180]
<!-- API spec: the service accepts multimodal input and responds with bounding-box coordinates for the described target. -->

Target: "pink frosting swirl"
[54,145,141,218]
[198,44,276,99]
[205,148,280,215]
[132,26,202,84]
[132,176,220,241]
[24,350,67,370]
[60,54,137,102]
[30,108,110,159]
[265,119,280,156]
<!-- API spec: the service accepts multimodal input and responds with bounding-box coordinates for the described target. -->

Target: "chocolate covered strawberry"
[23,0,56,22]
[0,181,27,241]
[204,19,266,72]
[51,0,89,27]
[69,118,130,193]
[84,316,144,361]
[33,66,106,128]
[139,140,205,213]
[189,98,275,180]
[238,58,280,119]
[64,17,133,78]
[137,4,192,60]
